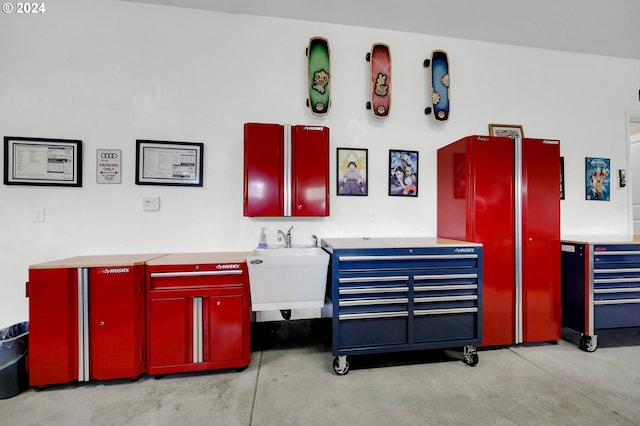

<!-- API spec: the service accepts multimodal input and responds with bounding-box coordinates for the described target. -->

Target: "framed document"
[3,136,83,186]
[135,140,204,187]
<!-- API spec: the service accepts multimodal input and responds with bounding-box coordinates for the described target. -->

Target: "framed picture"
[489,123,524,139]
[135,140,203,186]
[337,147,368,196]
[3,136,83,186]
[560,157,565,200]
[389,149,418,196]
[585,157,610,201]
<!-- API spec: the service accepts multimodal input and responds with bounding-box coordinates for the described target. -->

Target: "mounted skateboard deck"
[366,42,391,118]
[424,49,450,121]
[306,36,331,115]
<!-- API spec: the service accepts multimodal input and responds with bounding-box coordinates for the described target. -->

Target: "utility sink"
[246,246,330,311]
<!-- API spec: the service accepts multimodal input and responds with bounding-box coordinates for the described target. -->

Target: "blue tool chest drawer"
[321,238,483,375]
[561,239,640,352]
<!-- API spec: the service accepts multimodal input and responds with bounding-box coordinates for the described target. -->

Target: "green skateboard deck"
[306,36,331,115]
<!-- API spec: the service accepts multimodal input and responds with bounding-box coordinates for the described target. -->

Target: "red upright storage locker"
[244,123,330,217]
[437,135,560,346]
[27,254,163,387]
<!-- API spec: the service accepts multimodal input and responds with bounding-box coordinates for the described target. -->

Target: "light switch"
[33,207,45,222]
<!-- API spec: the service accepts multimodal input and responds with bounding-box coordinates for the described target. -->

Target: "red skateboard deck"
[366,43,391,118]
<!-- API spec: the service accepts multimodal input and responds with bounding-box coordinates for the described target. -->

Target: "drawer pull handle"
[339,298,408,306]
[339,311,408,320]
[414,295,477,303]
[415,307,477,316]
[150,270,243,278]
[339,287,408,295]
[339,276,408,283]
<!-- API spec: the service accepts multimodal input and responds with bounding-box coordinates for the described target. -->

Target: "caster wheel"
[425,107,432,115]
[463,353,479,367]
[423,58,430,67]
[579,335,597,352]
[280,309,292,320]
[333,356,349,375]
[366,101,372,110]
[366,52,371,61]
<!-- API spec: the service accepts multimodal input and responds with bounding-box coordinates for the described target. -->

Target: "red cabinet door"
[148,297,193,369]
[243,123,284,216]
[521,138,561,342]
[27,268,79,387]
[468,136,516,347]
[291,125,330,216]
[89,266,145,380]
[203,294,244,362]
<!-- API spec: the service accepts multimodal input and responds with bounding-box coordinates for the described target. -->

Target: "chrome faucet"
[277,226,294,248]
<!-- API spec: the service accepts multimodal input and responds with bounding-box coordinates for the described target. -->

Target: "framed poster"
[585,157,610,201]
[135,140,203,186]
[337,147,367,196]
[488,123,524,139]
[389,149,418,196]
[3,136,82,186]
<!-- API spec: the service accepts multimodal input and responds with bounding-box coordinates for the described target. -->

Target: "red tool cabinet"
[145,252,251,376]
[243,123,330,217]
[27,254,163,387]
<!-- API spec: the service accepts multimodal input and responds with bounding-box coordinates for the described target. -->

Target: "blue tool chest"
[321,238,482,375]
[561,239,640,352]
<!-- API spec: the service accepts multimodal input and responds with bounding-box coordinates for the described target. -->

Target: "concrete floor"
[1,324,640,426]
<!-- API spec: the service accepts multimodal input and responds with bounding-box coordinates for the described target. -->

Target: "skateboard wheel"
[366,102,371,110]
[423,59,430,67]
[425,107,432,115]
[366,52,371,61]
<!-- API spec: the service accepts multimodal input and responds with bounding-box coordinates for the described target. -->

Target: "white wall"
[1,0,639,326]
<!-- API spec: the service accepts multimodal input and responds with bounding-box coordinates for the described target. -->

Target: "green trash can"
[0,322,29,399]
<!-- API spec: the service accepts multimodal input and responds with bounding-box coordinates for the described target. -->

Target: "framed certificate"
[135,140,204,187]
[3,136,83,186]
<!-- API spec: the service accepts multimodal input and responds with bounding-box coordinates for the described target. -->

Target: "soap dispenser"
[258,227,268,249]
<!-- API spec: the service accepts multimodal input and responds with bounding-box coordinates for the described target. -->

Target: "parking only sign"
[97,149,122,184]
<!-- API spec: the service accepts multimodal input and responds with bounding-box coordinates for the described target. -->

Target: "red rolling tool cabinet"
[145,252,251,376]
[27,254,164,387]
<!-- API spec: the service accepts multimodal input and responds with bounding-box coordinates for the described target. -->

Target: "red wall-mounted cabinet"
[244,123,330,217]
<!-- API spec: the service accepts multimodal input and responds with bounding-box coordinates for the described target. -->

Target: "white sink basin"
[246,247,330,311]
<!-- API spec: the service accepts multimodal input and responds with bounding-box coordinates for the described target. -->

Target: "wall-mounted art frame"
[585,156,610,201]
[488,123,524,139]
[135,140,203,186]
[337,147,368,196]
[3,136,83,186]
[389,149,418,196]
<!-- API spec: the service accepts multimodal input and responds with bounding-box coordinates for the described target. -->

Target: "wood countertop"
[561,235,640,244]
[321,237,481,250]
[145,252,251,266]
[29,253,167,269]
